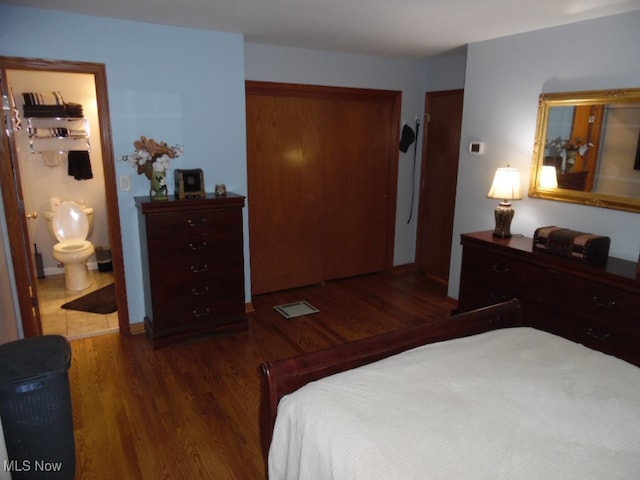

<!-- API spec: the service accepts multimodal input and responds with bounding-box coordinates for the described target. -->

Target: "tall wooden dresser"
[135,193,247,348]
[458,231,640,366]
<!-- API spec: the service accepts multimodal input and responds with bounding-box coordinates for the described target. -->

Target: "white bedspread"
[269,327,640,479]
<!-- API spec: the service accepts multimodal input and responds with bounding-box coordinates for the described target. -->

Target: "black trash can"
[94,246,113,272]
[0,335,75,479]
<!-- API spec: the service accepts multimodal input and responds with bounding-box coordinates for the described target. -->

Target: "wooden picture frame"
[174,168,205,199]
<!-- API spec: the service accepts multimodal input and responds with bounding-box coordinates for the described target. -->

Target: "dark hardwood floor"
[69,270,453,479]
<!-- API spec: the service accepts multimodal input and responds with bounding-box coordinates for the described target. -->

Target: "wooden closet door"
[322,96,396,280]
[247,82,400,295]
[246,93,324,294]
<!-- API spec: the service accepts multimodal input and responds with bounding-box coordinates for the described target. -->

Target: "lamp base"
[493,201,514,238]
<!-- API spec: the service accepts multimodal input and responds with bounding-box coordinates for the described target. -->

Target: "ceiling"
[5,0,640,58]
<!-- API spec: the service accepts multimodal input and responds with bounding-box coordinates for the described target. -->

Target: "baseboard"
[129,322,146,335]
[445,296,458,309]
[391,263,415,271]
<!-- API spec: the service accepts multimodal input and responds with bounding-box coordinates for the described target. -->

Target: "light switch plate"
[119,175,131,191]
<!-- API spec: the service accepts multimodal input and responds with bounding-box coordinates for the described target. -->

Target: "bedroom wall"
[244,43,466,266]
[0,4,248,329]
[449,11,640,299]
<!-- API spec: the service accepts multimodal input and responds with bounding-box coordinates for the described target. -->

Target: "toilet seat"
[53,240,93,254]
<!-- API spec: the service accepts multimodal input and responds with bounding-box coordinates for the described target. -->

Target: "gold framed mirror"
[529,88,640,212]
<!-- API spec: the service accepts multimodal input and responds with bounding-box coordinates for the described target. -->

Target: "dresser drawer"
[151,264,244,305]
[570,281,640,326]
[146,231,242,261]
[572,315,640,365]
[461,247,538,287]
[144,207,242,240]
[537,269,640,326]
[151,295,245,333]
[149,254,242,286]
[458,246,538,311]
[458,281,520,311]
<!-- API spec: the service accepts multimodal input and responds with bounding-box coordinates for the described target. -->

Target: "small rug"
[273,301,320,319]
[61,283,117,314]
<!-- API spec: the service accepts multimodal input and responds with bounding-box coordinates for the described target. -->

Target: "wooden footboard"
[259,298,522,465]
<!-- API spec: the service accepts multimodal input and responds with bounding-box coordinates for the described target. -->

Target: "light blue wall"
[0,5,248,328]
[449,11,640,298]
[244,43,466,266]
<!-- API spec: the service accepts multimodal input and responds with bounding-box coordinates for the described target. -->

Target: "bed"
[260,299,640,479]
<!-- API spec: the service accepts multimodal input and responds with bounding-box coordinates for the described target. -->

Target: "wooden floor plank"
[68,270,451,479]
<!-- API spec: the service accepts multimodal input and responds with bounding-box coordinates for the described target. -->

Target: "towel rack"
[27,117,90,153]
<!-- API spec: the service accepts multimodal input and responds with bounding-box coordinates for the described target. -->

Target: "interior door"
[0,73,42,337]
[415,89,464,287]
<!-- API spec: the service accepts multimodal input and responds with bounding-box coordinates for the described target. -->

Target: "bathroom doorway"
[0,56,129,338]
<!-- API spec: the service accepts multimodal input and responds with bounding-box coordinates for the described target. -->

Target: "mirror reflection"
[529,88,640,212]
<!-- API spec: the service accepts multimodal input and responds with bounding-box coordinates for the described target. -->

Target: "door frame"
[0,55,130,336]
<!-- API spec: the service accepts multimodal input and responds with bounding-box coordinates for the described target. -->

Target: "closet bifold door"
[321,96,395,281]
[246,82,400,295]
[246,90,324,294]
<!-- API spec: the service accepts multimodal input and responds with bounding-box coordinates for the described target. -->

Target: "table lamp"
[487,166,522,238]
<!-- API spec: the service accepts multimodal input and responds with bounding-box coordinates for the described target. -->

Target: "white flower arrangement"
[546,136,593,159]
[120,136,183,179]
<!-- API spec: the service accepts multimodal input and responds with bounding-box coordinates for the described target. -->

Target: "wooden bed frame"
[259,298,523,464]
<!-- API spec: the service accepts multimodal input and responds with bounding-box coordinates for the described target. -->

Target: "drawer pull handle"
[192,308,211,318]
[491,264,509,274]
[187,218,208,227]
[188,241,208,251]
[190,264,209,273]
[586,327,611,341]
[191,286,209,296]
[592,296,615,309]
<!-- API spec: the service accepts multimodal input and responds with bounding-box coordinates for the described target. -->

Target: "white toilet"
[50,201,95,291]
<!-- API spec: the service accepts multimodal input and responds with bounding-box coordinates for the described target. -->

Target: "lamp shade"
[539,165,559,189]
[487,167,523,201]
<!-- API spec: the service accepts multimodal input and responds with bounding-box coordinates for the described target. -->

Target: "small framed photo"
[174,169,205,199]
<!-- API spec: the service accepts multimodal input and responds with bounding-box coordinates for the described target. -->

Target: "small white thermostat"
[469,142,485,155]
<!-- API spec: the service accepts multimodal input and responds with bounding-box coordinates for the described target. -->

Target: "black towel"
[23,105,67,117]
[65,102,84,117]
[67,150,93,180]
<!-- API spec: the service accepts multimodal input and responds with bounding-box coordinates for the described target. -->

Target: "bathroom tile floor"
[37,270,119,339]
